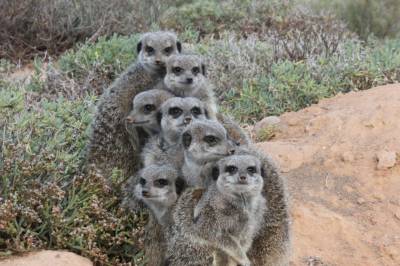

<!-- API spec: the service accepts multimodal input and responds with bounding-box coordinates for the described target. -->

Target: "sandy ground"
[257,84,400,266]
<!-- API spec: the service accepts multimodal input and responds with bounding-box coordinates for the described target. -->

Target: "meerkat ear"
[211,167,219,180]
[201,63,206,76]
[261,166,266,179]
[182,131,192,148]
[176,41,182,53]
[136,40,143,54]
[175,177,186,195]
[156,111,162,125]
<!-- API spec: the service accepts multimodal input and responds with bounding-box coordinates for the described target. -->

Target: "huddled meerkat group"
[85,31,290,265]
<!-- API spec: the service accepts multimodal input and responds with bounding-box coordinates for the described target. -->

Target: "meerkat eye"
[145,46,155,55]
[203,135,219,146]
[247,166,257,174]
[191,107,202,116]
[168,107,183,118]
[172,67,183,75]
[164,46,173,55]
[192,67,200,75]
[139,178,146,186]
[225,165,238,175]
[143,104,156,114]
[154,178,169,187]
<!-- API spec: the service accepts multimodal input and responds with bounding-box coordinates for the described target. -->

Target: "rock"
[254,116,281,133]
[376,150,397,169]
[0,251,92,266]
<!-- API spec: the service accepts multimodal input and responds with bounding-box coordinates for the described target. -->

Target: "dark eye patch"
[154,178,169,188]
[247,166,257,174]
[143,104,156,114]
[192,66,200,75]
[172,66,183,75]
[168,107,183,118]
[225,165,238,175]
[203,135,219,146]
[191,107,202,116]
[145,46,155,54]
[139,178,146,186]
[164,46,173,54]
[182,132,192,148]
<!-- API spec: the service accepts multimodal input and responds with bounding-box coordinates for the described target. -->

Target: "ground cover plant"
[1,0,400,265]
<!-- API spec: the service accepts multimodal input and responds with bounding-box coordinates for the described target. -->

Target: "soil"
[256,84,400,266]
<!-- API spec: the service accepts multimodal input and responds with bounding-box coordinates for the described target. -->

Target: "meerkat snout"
[159,97,208,145]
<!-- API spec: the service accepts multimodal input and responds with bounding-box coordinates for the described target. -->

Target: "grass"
[1,0,400,264]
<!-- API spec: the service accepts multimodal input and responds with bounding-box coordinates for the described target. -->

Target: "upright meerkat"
[141,97,209,168]
[133,164,183,227]
[125,89,173,143]
[85,31,181,178]
[163,54,218,119]
[236,146,291,266]
[165,154,266,266]
[180,120,237,187]
[125,164,185,265]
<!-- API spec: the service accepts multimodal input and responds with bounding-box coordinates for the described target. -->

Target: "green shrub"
[0,84,147,265]
[161,0,292,36]
[309,0,400,40]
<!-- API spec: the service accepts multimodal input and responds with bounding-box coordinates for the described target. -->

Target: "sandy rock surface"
[0,251,92,266]
[257,84,400,266]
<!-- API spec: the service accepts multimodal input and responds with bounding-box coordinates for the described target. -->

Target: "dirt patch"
[257,84,400,266]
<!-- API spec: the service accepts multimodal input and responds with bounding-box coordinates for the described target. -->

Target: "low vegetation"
[1,0,399,265]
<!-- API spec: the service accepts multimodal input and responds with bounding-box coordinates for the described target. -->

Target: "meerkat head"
[181,120,236,165]
[125,89,173,135]
[137,31,182,73]
[134,164,184,212]
[214,155,263,196]
[164,54,207,96]
[159,97,208,145]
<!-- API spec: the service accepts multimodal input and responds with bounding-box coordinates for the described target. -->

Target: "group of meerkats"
[84,31,290,266]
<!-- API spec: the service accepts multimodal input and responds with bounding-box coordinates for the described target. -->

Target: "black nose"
[184,117,192,124]
[142,190,149,197]
[229,149,235,155]
[186,78,193,84]
[155,60,162,65]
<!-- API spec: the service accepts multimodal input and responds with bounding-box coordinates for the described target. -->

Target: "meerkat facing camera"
[141,97,209,168]
[165,154,266,266]
[164,54,218,119]
[180,120,237,188]
[85,31,181,178]
[134,164,185,227]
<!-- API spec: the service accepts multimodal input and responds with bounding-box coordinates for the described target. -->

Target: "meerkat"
[85,31,181,178]
[125,89,173,143]
[234,146,291,266]
[133,164,184,226]
[123,164,185,265]
[180,119,237,188]
[165,154,266,266]
[163,54,218,119]
[141,97,209,168]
